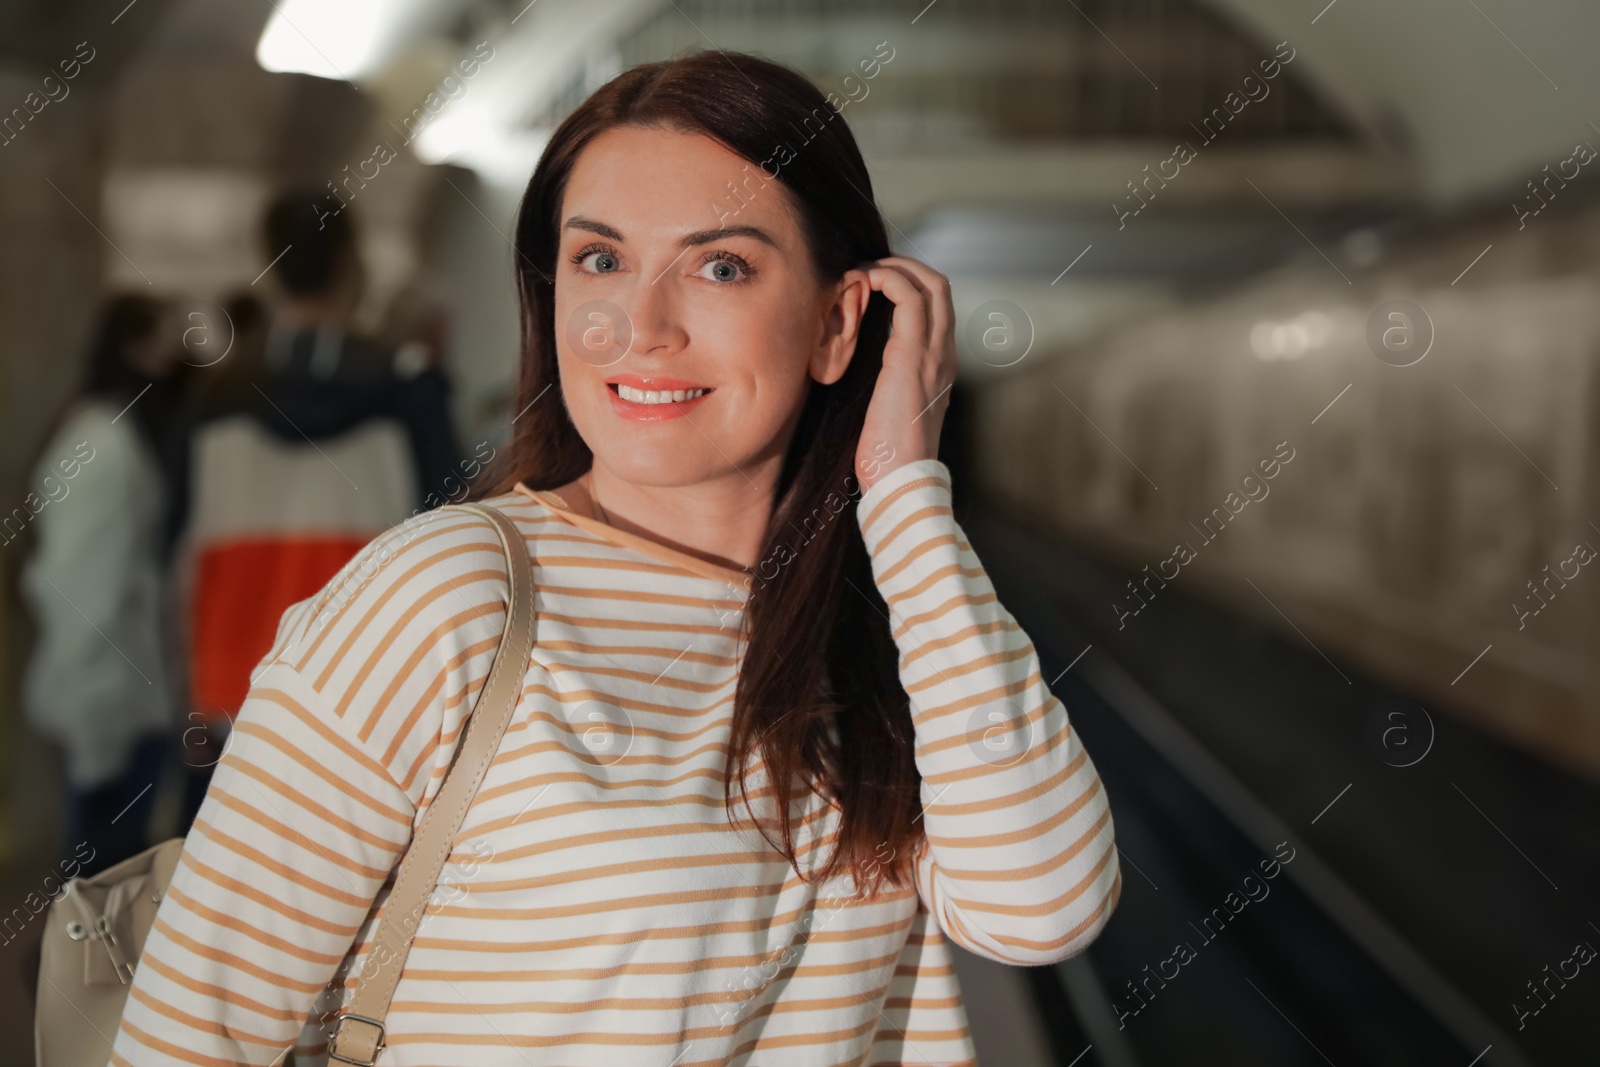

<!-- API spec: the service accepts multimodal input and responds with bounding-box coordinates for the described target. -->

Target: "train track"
[969,511,1566,1067]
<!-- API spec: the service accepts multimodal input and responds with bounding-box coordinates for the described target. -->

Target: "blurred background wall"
[3,0,1599,1063]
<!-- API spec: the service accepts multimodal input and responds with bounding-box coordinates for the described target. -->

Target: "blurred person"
[164,197,461,822]
[19,294,178,877]
[180,290,271,417]
[109,52,1120,1067]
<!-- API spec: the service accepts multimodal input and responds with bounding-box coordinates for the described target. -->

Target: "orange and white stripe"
[111,457,1121,1066]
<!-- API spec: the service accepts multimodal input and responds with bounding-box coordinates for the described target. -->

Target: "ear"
[808,268,872,386]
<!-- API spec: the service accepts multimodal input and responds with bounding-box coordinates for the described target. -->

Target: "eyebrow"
[562,216,780,250]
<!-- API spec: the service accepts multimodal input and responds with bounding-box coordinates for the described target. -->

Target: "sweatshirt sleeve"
[107,508,511,1066]
[855,458,1122,966]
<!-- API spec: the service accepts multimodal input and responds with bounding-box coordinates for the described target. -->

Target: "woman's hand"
[855,255,958,493]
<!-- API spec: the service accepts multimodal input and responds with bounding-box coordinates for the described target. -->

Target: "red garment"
[181,413,419,721]
[188,536,370,717]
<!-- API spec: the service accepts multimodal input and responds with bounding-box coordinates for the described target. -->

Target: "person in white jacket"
[19,295,177,877]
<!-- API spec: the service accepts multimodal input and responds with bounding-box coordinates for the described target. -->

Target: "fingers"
[863,262,930,353]
[875,255,952,354]
[864,255,955,389]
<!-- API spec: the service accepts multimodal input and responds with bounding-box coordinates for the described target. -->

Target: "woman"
[21,295,175,877]
[109,51,1121,1066]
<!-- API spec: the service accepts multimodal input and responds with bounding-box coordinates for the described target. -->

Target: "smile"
[614,384,710,404]
[605,375,715,422]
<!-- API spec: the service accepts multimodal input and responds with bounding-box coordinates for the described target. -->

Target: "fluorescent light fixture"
[257,0,445,81]
[257,0,384,80]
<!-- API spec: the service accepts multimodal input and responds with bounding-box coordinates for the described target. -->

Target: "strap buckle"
[329,1012,387,1065]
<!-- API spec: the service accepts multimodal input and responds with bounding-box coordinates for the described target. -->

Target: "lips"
[604,374,715,422]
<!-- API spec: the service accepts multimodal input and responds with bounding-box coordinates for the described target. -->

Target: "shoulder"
[35,401,147,497]
[48,399,135,464]
[271,490,548,673]
[251,491,558,796]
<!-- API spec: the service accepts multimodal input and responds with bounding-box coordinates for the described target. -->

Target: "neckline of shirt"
[513,479,753,592]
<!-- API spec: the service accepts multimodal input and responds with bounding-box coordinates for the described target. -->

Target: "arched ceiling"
[7,0,1595,208]
[1208,0,1600,204]
[9,0,1596,304]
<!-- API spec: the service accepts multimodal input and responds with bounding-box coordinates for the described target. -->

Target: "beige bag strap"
[329,502,535,1066]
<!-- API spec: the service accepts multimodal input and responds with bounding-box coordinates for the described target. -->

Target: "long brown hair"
[474,50,921,895]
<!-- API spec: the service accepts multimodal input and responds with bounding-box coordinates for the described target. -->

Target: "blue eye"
[570,244,620,274]
[698,251,756,284]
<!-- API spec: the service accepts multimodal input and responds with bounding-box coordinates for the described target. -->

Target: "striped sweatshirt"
[109,458,1122,1067]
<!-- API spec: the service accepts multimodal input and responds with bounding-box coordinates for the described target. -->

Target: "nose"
[620,264,688,360]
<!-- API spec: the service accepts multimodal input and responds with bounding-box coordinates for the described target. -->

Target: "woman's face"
[553,125,863,490]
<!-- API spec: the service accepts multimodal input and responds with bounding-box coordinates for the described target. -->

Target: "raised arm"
[856,458,1122,966]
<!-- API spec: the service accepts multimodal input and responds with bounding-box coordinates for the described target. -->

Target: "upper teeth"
[616,385,707,404]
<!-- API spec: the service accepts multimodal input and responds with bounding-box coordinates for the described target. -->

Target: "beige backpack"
[34,502,536,1067]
